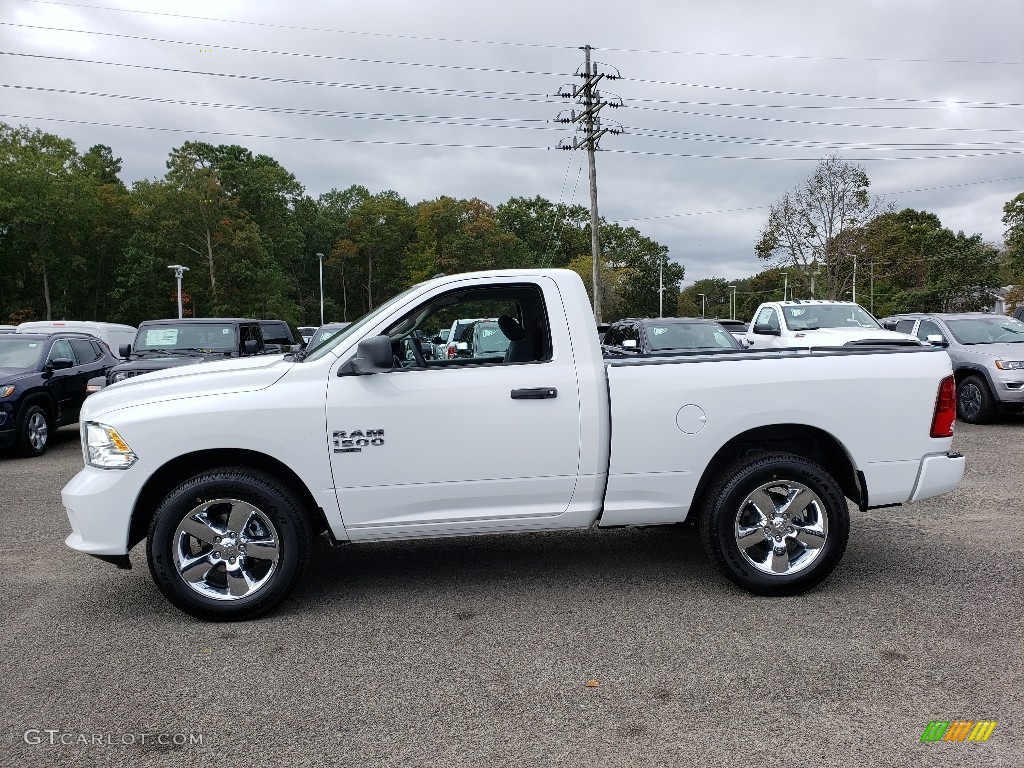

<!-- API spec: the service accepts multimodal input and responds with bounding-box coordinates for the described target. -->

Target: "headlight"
[994,359,1024,370]
[110,371,135,383]
[0,385,14,398]
[85,422,138,469]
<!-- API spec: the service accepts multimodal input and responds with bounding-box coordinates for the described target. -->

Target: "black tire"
[147,468,312,621]
[956,375,996,424]
[16,403,51,457]
[699,451,850,596]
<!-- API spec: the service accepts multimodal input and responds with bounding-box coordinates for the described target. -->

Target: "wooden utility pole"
[557,46,623,324]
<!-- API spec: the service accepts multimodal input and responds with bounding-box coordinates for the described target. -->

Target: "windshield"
[303,282,427,362]
[944,316,1024,344]
[645,322,741,350]
[782,304,881,330]
[134,323,237,352]
[0,338,45,369]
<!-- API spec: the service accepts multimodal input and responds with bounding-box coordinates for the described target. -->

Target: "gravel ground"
[0,420,1020,767]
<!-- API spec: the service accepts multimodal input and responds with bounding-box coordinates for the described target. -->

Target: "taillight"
[447,344,456,359]
[930,375,956,437]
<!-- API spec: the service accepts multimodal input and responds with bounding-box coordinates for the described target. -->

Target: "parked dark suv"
[258,320,304,354]
[0,332,120,456]
[92,318,271,391]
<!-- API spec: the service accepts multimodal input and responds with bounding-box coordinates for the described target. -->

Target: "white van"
[16,320,137,354]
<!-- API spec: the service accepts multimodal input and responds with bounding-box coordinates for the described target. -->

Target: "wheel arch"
[18,389,58,423]
[690,424,860,517]
[128,449,325,550]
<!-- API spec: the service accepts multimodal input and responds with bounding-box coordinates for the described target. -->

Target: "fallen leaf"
[585,679,600,688]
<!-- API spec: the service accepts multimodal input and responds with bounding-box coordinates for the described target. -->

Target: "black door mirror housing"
[339,335,394,375]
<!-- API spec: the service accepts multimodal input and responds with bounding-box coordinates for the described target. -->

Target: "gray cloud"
[2,0,1021,285]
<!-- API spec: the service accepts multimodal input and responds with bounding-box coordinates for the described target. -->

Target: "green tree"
[495,195,590,268]
[1003,192,1024,279]
[0,125,128,321]
[407,197,522,283]
[602,224,682,319]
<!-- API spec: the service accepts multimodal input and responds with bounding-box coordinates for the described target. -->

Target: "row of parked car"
[5,301,1023,458]
[0,317,351,458]
[599,303,1024,426]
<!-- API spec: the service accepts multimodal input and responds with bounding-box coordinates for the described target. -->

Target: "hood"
[795,327,917,344]
[84,353,290,419]
[0,367,38,385]
[956,341,1024,359]
[111,355,224,374]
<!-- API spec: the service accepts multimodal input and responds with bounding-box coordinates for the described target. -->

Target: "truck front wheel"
[147,468,312,620]
[699,452,849,596]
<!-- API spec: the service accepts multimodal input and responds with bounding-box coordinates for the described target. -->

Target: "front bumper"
[62,461,150,558]
[910,451,966,502]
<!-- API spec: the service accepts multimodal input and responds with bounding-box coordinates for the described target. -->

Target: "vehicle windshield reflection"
[302,282,426,362]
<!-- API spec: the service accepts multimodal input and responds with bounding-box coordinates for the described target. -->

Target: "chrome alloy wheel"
[172,498,281,601]
[733,480,829,576]
[27,410,48,451]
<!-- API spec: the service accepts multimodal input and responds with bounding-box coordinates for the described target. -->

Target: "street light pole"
[316,252,325,326]
[167,264,189,319]
[658,257,664,317]
[698,293,705,318]
[728,285,737,320]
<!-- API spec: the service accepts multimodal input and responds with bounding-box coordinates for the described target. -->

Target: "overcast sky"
[2,0,1022,285]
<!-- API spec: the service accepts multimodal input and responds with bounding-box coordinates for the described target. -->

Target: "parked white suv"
[16,320,136,354]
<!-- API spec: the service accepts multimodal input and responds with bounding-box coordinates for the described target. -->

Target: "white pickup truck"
[745,300,917,349]
[62,269,965,620]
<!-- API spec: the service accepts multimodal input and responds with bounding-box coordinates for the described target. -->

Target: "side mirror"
[243,339,259,355]
[925,334,948,347]
[47,357,74,371]
[340,335,394,375]
[432,336,443,344]
[752,324,781,336]
[119,343,132,357]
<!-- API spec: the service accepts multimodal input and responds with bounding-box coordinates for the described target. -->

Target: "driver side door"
[326,277,583,541]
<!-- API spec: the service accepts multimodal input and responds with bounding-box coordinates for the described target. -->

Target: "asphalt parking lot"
[1,421,1020,767]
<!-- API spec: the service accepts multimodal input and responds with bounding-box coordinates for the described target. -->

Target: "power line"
[17,0,1024,67]
[0,52,565,104]
[0,22,569,79]
[5,113,1021,162]
[5,22,1021,110]
[0,114,543,150]
[613,177,1024,224]
[0,84,562,131]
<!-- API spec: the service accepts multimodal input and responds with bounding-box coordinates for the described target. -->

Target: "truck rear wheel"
[699,452,849,596]
[147,468,312,621]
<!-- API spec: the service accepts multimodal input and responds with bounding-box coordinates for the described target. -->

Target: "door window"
[755,307,779,331]
[917,320,943,342]
[70,338,100,364]
[46,339,75,365]
[384,283,551,367]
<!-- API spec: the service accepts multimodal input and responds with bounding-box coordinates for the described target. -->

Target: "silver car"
[880,312,1024,423]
